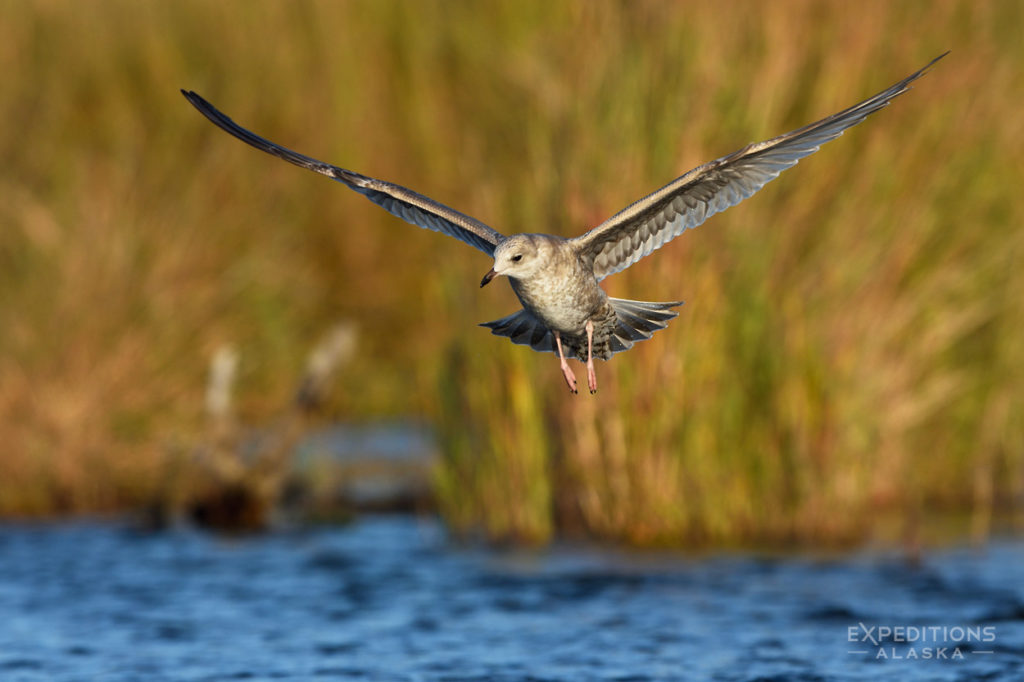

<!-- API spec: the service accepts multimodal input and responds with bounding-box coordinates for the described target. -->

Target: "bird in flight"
[183,52,945,394]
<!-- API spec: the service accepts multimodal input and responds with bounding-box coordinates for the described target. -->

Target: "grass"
[1,1,1021,546]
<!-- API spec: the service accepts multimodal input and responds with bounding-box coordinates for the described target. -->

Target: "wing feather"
[182,90,504,256]
[573,53,948,280]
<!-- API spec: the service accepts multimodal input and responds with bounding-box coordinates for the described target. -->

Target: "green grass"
[1,1,1021,546]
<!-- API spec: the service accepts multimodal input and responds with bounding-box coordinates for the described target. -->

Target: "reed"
[1,1,1021,546]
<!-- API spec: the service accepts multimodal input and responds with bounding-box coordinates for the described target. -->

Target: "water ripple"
[0,519,1021,681]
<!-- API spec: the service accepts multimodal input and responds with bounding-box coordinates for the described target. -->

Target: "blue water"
[1,517,1021,681]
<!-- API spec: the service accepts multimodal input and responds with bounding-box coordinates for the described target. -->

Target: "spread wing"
[572,52,947,281]
[182,90,505,256]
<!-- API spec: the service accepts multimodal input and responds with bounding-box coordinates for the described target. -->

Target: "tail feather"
[607,297,683,354]
[479,310,555,354]
[481,297,682,358]
[614,308,665,336]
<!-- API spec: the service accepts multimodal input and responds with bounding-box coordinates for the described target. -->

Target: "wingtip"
[180,90,209,109]
[890,51,948,96]
[919,51,950,76]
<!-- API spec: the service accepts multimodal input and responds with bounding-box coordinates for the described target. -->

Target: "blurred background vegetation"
[1,0,1021,547]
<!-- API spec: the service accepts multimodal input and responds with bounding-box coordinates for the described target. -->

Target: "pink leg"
[585,320,597,394]
[554,332,578,394]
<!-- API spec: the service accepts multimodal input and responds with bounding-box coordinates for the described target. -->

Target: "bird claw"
[560,364,578,394]
[554,331,578,394]
[585,321,598,394]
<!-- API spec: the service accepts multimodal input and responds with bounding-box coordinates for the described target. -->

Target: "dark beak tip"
[480,269,497,288]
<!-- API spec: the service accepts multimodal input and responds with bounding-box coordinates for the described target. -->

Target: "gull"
[183,52,945,394]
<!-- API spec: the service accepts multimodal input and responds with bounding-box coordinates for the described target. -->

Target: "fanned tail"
[479,310,556,354]
[480,298,683,358]
[606,298,683,355]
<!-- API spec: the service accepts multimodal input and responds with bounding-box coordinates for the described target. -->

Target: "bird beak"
[480,268,498,288]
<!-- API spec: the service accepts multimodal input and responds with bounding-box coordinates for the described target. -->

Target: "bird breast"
[509,249,607,335]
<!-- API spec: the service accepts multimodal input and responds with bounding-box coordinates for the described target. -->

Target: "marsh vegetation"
[1,1,1021,546]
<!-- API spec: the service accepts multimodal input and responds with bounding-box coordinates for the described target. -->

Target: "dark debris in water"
[802,604,867,623]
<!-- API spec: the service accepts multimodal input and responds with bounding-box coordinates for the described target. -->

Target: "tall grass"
[1,1,1021,545]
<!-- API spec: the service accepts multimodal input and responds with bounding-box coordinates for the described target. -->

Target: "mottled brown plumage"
[182,52,945,394]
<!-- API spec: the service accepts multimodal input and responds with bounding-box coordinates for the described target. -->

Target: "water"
[0,517,1021,681]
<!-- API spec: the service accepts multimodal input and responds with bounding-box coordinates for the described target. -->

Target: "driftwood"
[146,324,357,532]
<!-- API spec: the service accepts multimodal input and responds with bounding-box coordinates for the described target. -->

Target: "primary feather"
[573,52,948,281]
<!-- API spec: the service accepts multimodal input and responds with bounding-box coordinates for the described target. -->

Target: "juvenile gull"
[183,53,945,394]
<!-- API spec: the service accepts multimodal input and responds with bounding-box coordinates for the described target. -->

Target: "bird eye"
[511,254,523,262]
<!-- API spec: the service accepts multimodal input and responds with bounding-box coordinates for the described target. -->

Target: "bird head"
[480,234,548,287]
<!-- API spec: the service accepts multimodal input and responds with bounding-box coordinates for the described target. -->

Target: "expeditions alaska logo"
[848,623,996,660]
